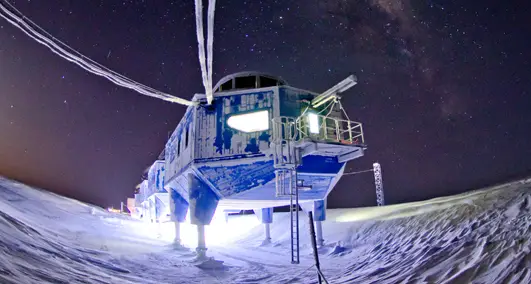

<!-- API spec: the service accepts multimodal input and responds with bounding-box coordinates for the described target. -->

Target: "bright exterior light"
[227,110,269,133]
[308,112,319,134]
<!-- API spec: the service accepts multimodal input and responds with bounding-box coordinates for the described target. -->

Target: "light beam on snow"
[0,0,196,106]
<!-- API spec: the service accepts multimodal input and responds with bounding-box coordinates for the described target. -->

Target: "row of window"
[173,125,191,161]
[216,75,283,92]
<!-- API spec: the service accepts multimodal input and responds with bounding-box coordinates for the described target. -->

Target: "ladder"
[272,117,300,264]
[289,170,300,264]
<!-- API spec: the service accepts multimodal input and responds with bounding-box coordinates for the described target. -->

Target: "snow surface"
[0,177,530,283]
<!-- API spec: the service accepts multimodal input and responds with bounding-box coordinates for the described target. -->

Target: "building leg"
[253,207,273,245]
[301,200,326,247]
[188,173,219,260]
[169,188,189,248]
[315,220,324,247]
[264,223,271,242]
[313,199,326,247]
[196,224,207,259]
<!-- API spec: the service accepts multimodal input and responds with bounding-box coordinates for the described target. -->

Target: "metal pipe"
[196,224,207,259]
[264,223,271,243]
[174,221,182,246]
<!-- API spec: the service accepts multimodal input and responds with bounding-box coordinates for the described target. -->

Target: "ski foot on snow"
[192,257,225,270]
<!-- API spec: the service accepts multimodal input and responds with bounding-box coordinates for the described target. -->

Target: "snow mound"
[0,176,530,283]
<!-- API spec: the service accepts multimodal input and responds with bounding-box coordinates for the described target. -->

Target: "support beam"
[264,223,271,244]
[315,221,324,247]
[169,188,189,248]
[173,221,182,247]
[253,208,273,245]
[196,224,207,260]
[188,173,219,259]
[313,200,326,247]
[300,199,326,247]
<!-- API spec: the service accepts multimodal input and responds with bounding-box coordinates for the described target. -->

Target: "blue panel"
[148,161,167,193]
[229,174,333,201]
[170,189,189,222]
[297,155,344,174]
[188,174,219,225]
[261,208,273,224]
[314,200,326,221]
[197,160,276,197]
[165,108,194,182]
[253,208,273,224]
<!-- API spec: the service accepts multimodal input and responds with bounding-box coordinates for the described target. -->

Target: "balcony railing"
[271,114,364,147]
[295,113,364,145]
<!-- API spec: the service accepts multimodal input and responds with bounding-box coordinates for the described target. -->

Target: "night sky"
[1,1,530,208]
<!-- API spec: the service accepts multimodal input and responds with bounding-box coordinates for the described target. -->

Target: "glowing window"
[308,113,319,134]
[227,110,269,133]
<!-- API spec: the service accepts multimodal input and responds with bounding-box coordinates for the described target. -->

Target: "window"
[235,76,256,89]
[177,138,181,157]
[220,79,233,91]
[260,76,277,87]
[227,110,269,133]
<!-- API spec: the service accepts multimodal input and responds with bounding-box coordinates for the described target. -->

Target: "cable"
[194,0,215,105]
[194,0,209,103]
[0,0,196,106]
[343,169,374,176]
[206,0,216,104]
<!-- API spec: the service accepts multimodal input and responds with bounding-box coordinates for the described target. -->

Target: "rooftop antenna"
[311,75,357,108]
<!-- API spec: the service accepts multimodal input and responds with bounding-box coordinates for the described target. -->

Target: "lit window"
[227,110,269,133]
[308,113,319,134]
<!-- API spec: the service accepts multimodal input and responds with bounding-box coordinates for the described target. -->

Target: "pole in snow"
[373,162,385,206]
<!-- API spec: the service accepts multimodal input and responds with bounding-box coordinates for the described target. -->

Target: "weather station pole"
[373,162,385,206]
[343,162,386,206]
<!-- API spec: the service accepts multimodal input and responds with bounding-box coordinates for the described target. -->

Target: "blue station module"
[135,72,366,261]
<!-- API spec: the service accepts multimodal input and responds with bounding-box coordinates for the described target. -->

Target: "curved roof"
[213,71,289,93]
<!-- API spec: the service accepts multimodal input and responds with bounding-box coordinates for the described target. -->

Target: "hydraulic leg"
[169,188,189,248]
[188,173,219,260]
[254,207,273,245]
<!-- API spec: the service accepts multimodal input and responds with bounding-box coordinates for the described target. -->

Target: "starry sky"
[1,0,530,208]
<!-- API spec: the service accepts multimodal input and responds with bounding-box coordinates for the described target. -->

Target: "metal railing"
[271,117,299,169]
[295,113,364,145]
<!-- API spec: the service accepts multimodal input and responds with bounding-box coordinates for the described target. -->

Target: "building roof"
[213,71,288,93]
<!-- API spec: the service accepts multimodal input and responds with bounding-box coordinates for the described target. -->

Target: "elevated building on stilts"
[133,71,367,263]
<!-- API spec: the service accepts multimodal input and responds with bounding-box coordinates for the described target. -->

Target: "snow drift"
[0,176,529,283]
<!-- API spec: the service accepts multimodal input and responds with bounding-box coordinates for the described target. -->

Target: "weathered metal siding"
[148,160,166,194]
[197,160,276,198]
[194,89,276,160]
[165,108,195,183]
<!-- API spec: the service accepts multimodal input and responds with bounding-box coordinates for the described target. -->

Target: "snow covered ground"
[0,177,529,284]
